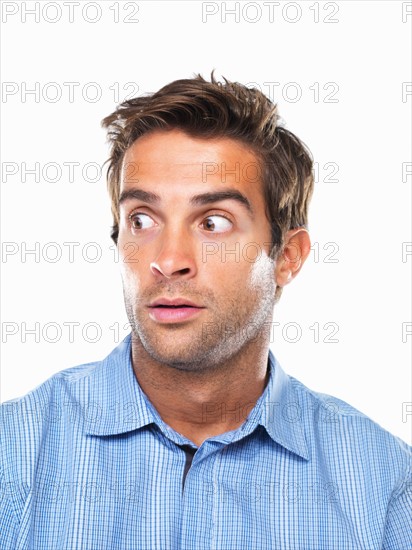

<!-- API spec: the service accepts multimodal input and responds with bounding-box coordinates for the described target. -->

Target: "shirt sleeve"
[0,470,20,550]
[382,466,412,550]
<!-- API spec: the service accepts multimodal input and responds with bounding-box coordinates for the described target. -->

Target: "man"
[1,73,411,549]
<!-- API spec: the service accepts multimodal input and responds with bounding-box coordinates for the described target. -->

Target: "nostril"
[150,263,192,279]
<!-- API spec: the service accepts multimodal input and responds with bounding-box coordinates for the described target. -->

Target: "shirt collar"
[82,333,155,436]
[82,333,309,460]
[260,350,309,460]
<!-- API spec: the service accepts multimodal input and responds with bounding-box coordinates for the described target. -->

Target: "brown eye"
[130,213,156,230]
[201,215,232,233]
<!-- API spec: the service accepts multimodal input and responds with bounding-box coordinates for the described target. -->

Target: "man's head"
[101,73,314,371]
[102,72,314,259]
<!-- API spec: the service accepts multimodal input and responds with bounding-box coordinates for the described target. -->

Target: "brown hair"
[101,72,314,299]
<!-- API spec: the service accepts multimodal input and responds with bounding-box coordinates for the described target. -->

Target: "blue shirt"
[1,334,411,550]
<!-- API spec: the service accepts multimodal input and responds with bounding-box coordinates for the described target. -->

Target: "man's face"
[118,129,277,371]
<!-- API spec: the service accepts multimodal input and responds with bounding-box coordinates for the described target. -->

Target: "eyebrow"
[118,187,255,218]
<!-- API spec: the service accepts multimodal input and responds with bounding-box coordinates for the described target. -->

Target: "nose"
[150,228,197,281]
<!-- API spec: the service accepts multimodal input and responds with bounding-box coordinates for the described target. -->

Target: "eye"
[201,214,232,233]
[129,213,156,231]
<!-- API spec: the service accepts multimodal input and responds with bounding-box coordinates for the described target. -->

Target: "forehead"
[121,129,263,191]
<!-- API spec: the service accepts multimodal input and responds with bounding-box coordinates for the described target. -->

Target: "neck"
[130,333,271,447]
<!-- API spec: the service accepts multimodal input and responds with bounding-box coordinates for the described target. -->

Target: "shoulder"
[0,338,130,481]
[288,374,412,492]
[0,358,104,474]
[0,335,132,431]
[290,373,411,450]
[0,359,103,428]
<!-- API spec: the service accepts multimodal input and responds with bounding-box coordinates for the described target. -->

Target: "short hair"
[101,72,314,300]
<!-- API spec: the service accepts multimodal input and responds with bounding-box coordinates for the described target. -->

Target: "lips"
[153,305,194,308]
[148,298,204,308]
[147,297,206,323]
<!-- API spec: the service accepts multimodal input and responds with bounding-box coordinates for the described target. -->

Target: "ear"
[275,228,311,288]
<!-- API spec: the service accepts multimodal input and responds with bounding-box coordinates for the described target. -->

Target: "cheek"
[118,240,141,265]
[118,247,144,292]
[207,251,274,295]
[247,253,276,291]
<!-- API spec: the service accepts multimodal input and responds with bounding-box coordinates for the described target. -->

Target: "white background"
[1,0,411,443]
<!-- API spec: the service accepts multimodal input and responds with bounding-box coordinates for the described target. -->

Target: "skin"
[117,128,311,447]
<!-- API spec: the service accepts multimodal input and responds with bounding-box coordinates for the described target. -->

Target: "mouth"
[149,304,206,323]
[149,298,204,308]
[152,305,196,308]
